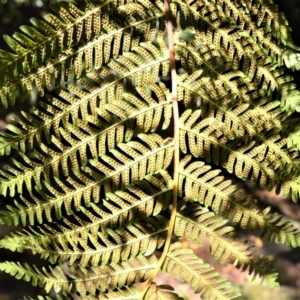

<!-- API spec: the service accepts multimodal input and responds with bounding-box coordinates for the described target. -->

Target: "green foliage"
[0,0,300,299]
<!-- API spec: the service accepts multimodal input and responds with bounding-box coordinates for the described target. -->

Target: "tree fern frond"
[179,155,300,247]
[0,42,169,156]
[0,175,172,251]
[0,120,173,196]
[23,296,63,300]
[0,169,172,226]
[0,1,103,104]
[176,70,293,143]
[283,175,300,203]
[175,202,279,286]
[175,0,267,67]
[0,216,168,267]
[176,31,300,116]
[0,82,172,195]
[280,86,300,114]
[80,286,141,300]
[23,284,181,300]
[176,36,299,101]
[225,0,300,70]
[0,0,166,107]
[179,109,299,190]
[0,255,157,296]
[145,283,183,299]
[177,66,298,129]
[81,286,141,300]
[0,0,300,298]
[177,0,300,70]
[212,0,299,61]
[163,243,240,300]
[236,0,298,48]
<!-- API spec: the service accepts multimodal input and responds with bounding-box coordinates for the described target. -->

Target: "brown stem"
[139,0,179,298]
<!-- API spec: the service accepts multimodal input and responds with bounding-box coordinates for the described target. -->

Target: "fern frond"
[176,32,300,116]
[177,69,290,137]
[283,175,300,203]
[0,0,165,107]
[0,1,164,106]
[178,66,298,128]
[175,37,294,107]
[175,0,262,62]
[177,0,300,71]
[145,283,183,299]
[0,131,173,197]
[0,41,169,156]
[163,243,240,300]
[23,284,182,300]
[0,255,157,296]
[80,286,141,300]
[0,1,102,105]
[81,286,141,300]
[175,0,299,82]
[175,202,278,286]
[179,109,299,190]
[0,168,172,226]
[179,155,300,247]
[236,0,297,48]
[0,82,172,195]
[228,0,300,70]
[0,175,172,254]
[23,296,63,300]
[0,216,168,267]
[0,0,300,298]
[280,87,300,114]
[213,0,299,62]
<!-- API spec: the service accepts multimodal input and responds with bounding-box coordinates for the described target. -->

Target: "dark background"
[0,1,300,299]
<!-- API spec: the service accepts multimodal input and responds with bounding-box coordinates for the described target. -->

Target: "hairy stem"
[140,0,179,298]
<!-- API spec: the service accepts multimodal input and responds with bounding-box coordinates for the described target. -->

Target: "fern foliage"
[0,0,300,299]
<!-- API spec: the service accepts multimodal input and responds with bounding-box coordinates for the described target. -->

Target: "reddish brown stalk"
[139,0,179,298]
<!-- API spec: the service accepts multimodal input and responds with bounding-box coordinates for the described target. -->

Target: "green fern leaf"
[175,202,279,286]
[23,296,63,300]
[179,155,300,247]
[163,243,241,299]
[23,284,183,300]
[145,283,183,299]
[0,255,157,296]
[1,0,300,298]
[179,108,298,189]
[0,42,169,156]
[0,1,166,108]
[0,216,168,267]
[0,170,172,227]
